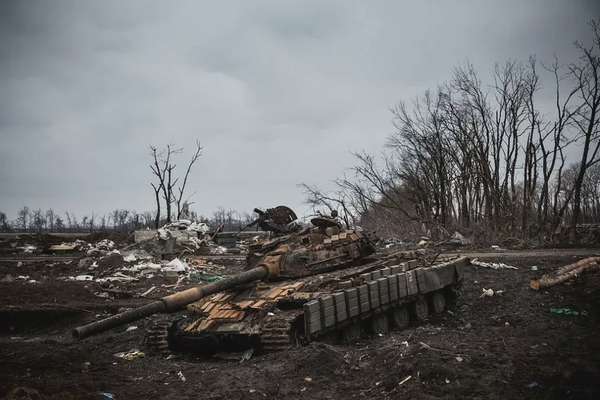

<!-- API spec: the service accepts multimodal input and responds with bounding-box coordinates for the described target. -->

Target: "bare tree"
[568,20,600,240]
[0,212,9,231]
[150,141,203,227]
[299,183,355,228]
[16,207,29,231]
[45,209,55,232]
[175,140,203,219]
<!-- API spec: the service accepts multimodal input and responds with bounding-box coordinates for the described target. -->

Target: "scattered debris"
[530,257,600,290]
[86,240,116,257]
[530,265,538,271]
[399,375,412,385]
[177,371,186,382]
[71,274,94,281]
[448,231,471,246]
[550,307,587,317]
[122,249,153,263]
[472,259,518,270]
[49,243,78,251]
[240,348,254,363]
[114,349,145,361]
[480,288,504,297]
[20,245,37,254]
[162,258,189,273]
[210,245,228,255]
[126,325,138,332]
[140,286,157,297]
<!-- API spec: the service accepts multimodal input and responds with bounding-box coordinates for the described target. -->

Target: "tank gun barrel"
[72,265,271,339]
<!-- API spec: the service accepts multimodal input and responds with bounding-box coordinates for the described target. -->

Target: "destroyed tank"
[73,207,468,354]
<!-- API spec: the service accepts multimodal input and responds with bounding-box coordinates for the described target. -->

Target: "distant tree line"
[0,206,258,234]
[302,20,600,244]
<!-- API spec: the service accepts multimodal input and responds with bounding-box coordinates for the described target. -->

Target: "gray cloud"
[1,0,598,218]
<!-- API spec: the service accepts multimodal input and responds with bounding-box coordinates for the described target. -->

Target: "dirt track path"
[444,247,600,259]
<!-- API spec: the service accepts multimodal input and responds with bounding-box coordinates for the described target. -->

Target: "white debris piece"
[471,259,518,270]
[210,245,228,255]
[449,231,471,246]
[399,375,412,385]
[22,245,37,254]
[122,262,162,274]
[71,274,94,281]
[157,228,171,240]
[95,239,115,250]
[187,221,210,233]
[480,288,495,297]
[140,286,156,297]
[114,349,145,361]
[96,272,138,283]
[162,258,189,273]
[122,250,153,263]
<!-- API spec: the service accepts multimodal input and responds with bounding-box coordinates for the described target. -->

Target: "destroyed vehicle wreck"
[73,206,468,355]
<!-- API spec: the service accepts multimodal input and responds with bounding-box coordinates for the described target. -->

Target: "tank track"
[144,320,171,355]
[301,257,466,342]
[260,313,298,352]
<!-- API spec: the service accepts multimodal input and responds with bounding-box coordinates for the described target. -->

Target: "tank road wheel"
[390,307,410,330]
[144,320,172,355]
[341,323,362,343]
[430,291,446,314]
[412,296,429,322]
[370,313,389,335]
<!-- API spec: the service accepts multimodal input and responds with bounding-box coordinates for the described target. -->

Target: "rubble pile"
[135,219,230,256]
[68,254,225,286]
[48,239,116,256]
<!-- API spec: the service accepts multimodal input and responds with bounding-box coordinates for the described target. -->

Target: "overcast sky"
[1,0,598,220]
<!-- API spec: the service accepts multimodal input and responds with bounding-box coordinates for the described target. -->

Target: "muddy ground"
[1,250,599,400]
